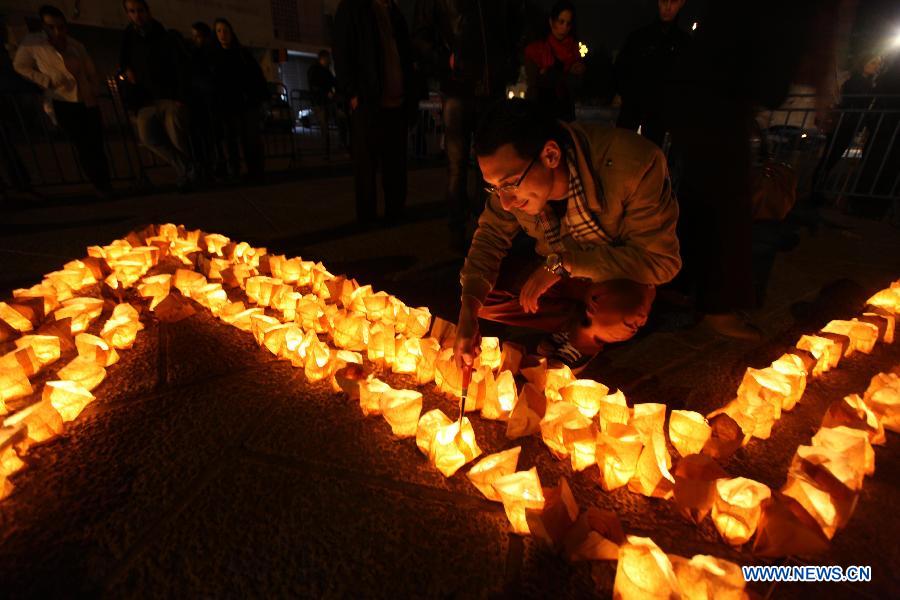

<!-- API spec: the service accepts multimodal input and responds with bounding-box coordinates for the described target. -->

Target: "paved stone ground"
[0,169,899,598]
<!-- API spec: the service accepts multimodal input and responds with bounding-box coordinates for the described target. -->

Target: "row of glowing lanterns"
[0,224,898,598]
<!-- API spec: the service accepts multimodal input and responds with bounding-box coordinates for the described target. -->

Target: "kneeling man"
[454,99,681,372]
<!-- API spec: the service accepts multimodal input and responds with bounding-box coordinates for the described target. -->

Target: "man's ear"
[542,140,562,169]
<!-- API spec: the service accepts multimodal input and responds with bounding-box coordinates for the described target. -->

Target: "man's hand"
[454,296,481,370]
[519,266,560,314]
[349,96,359,112]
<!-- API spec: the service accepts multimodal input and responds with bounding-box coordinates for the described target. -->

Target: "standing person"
[307,49,339,159]
[810,52,881,205]
[14,5,112,198]
[664,0,848,339]
[1,22,42,198]
[614,0,691,148]
[523,1,585,123]
[453,100,680,373]
[212,18,268,183]
[119,0,195,191]
[188,21,217,180]
[334,0,417,225]
[413,0,525,250]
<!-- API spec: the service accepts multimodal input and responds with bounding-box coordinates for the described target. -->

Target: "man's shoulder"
[569,122,662,167]
[18,33,49,49]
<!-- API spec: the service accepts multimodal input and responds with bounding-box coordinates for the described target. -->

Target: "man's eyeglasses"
[483,152,540,197]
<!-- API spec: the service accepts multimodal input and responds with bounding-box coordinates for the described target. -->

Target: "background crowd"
[1,0,899,342]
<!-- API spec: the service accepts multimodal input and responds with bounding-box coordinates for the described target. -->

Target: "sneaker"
[537,331,596,374]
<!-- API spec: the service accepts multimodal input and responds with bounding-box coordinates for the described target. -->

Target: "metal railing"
[2,90,897,220]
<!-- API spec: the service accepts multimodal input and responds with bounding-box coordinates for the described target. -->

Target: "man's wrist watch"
[545,253,570,278]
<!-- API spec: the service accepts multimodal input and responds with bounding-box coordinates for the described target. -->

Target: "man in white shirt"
[14,4,111,197]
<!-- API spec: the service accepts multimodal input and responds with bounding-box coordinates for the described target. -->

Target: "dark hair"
[122,0,149,8]
[549,1,577,38]
[318,49,330,59]
[474,99,567,158]
[38,4,65,21]
[192,21,212,37]
[213,18,241,47]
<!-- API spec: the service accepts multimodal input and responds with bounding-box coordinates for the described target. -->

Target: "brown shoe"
[701,313,763,341]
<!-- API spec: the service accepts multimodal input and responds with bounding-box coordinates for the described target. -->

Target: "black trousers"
[220,106,264,179]
[53,100,110,188]
[350,104,407,223]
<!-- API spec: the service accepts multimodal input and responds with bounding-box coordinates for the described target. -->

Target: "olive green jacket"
[460,122,681,303]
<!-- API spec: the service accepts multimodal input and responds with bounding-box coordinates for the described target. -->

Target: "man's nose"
[498,191,518,211]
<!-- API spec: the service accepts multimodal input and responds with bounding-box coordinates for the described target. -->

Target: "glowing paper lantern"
[359,378,393,416]
[466,446,521,501]
[57,356,106,391]
[366,322,395,364]
[481,370,517,421]
[595,423,643,491]
[711,477,771,545]
[404,306,431,339]
[0,425,26,500]
[0,347,40,377]
[393,337,422,374]
[137,274,172,310]
[304,337,334,382]
[540,402,594,459]
[821,319,879,355]
[861,312,894,344]
[520,356,548,388]
[478,337,502,371]
[628,431,675,499]
[0,302,34,333]
[250,314,282,345]
[54,297,104,334]
[361,291,391,321]
[333,312,369,351]
[812,426,874,476]
[499,341,525,375]
[562,507,625,562]
[43,380,94,422]
[506,382,544,439]
[669,554,746,600]
[0,364,32,408]
[737,367,793,421]
[491,467,545,535]
[525,477,579,550]
[13,283,59,314]
[701,414,743,460]
[14,335,61,370]
[668,410,711,457]
[796,335,842,376]
[597,389,630,433]
[379,389,423,438]
[545,365,575,398]
[3,397,63,443]
[866,286,900,314]
[863,372,900,432]
[415,337,441,385]
[203,233,230,256]
[173,268,208,298]
[673,454,729,523]
[613,536,680,600]
[75,333,119,367]
[631,403,666,441]
[416,410,482,477]
[100,303,143,349]
[560,379,609,418]
[821,394,885,445]
[769,353,807,410]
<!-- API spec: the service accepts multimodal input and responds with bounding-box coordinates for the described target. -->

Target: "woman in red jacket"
[523,1,585,122]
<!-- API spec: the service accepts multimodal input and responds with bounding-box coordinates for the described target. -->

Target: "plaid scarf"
[536,143,607,253]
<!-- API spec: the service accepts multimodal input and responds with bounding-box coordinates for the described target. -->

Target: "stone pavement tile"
[164,311,276,387]
[106,457,512,599]
[586,332,701,392]
[0,368,282,596]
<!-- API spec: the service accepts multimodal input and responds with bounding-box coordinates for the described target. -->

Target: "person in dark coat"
[334,0,417,224]
[188,21,218,179]
[212,18,268,182]
[119,0,195,189]
[523,1,585,123]
[615,0,691,148]
[0,25,41,197]
[664,0,848,340]
[413,0,524,248]
[307,49,344,159]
